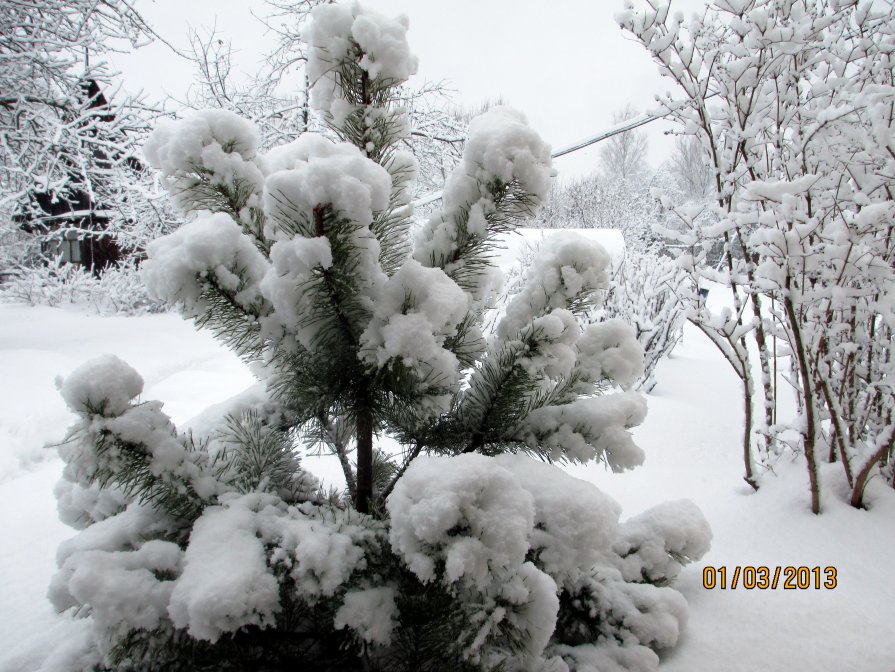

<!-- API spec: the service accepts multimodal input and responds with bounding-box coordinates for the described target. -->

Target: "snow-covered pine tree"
[49,4,711,670]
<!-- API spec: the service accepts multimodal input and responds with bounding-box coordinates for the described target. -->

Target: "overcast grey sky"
[112,0,708,180]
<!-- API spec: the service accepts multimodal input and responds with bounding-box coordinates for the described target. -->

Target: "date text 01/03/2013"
[702,566,837,590]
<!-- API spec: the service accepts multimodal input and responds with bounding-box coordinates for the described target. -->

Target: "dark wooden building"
[17,79,126,274]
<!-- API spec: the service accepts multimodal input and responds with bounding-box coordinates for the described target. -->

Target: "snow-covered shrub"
[621,0,895,510]
[0,257,164,315]
[0,256,96,308]
[49,3,710,670]
[524,171,666,251]
[601,249,687,392]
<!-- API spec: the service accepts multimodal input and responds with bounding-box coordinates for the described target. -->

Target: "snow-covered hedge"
[601,249,687,392]
[0,258,164,315]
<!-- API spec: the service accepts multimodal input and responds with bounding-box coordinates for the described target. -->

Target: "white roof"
[490,228,625,270]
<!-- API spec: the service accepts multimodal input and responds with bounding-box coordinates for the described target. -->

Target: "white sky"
[112,0,708,180]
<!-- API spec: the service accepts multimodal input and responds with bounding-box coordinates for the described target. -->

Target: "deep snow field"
[1,292,893,671]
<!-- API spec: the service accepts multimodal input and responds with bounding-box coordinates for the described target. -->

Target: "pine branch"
[171,171,269,254]
[311,410,357,501]
[426,178,541,294]
[457,337,540,453]
[215,410,315,501]
[194,273,268,361]
[60,401,215,523]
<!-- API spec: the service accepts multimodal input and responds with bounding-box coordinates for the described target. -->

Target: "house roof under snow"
[490,228,626,271]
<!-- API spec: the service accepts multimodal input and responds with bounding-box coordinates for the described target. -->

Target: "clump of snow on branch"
[499,232,610,338]
[360,259,469,407]
[576,319,645,390]
[263,505,370,598]
[414,106,554,300]
[144,109,265,214]
[304,2,418,126]
[142,212,269,316]
[387,454,535,590]
[260,236,335,344]
[495,454,621,584]
[613,500,713,586]
[51,539,183,637]
[333,587,399,645]
[168,499,280,642]
[48,501,184,639]
[58,355,143,417]
[524,392,648,469]
[53,479,127,531]
[263,135,392,232]
[56,356,223,506]
[458,107,554,205]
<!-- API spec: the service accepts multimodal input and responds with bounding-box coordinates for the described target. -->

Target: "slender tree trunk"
[380,442,422,503]
[850,425,895,509]
[361,70,373,158]
[719,231,759,490]
[688,318,756,489]
[735,229,775,465]
[302,72,310,131]
[815,365,854,487]
[743,375,758,490]
[784,296,821,514]
[748,289,775,458]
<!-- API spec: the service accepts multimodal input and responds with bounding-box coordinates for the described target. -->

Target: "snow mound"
[387,453,535,590]
[59,355,143,417]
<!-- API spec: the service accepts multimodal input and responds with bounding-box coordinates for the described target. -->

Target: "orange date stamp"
[702,566,837,590]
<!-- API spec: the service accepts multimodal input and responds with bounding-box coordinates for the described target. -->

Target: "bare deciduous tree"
[599,103,648,180]
[668,136,713,201]
[623,0,895,511]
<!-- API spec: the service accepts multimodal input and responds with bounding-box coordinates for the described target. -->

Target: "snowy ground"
[0,300,893,671]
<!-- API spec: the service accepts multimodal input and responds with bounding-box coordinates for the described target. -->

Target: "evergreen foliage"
[49,4,711,670]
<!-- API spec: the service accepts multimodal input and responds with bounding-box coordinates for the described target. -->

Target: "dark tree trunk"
[355,406,373,514]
